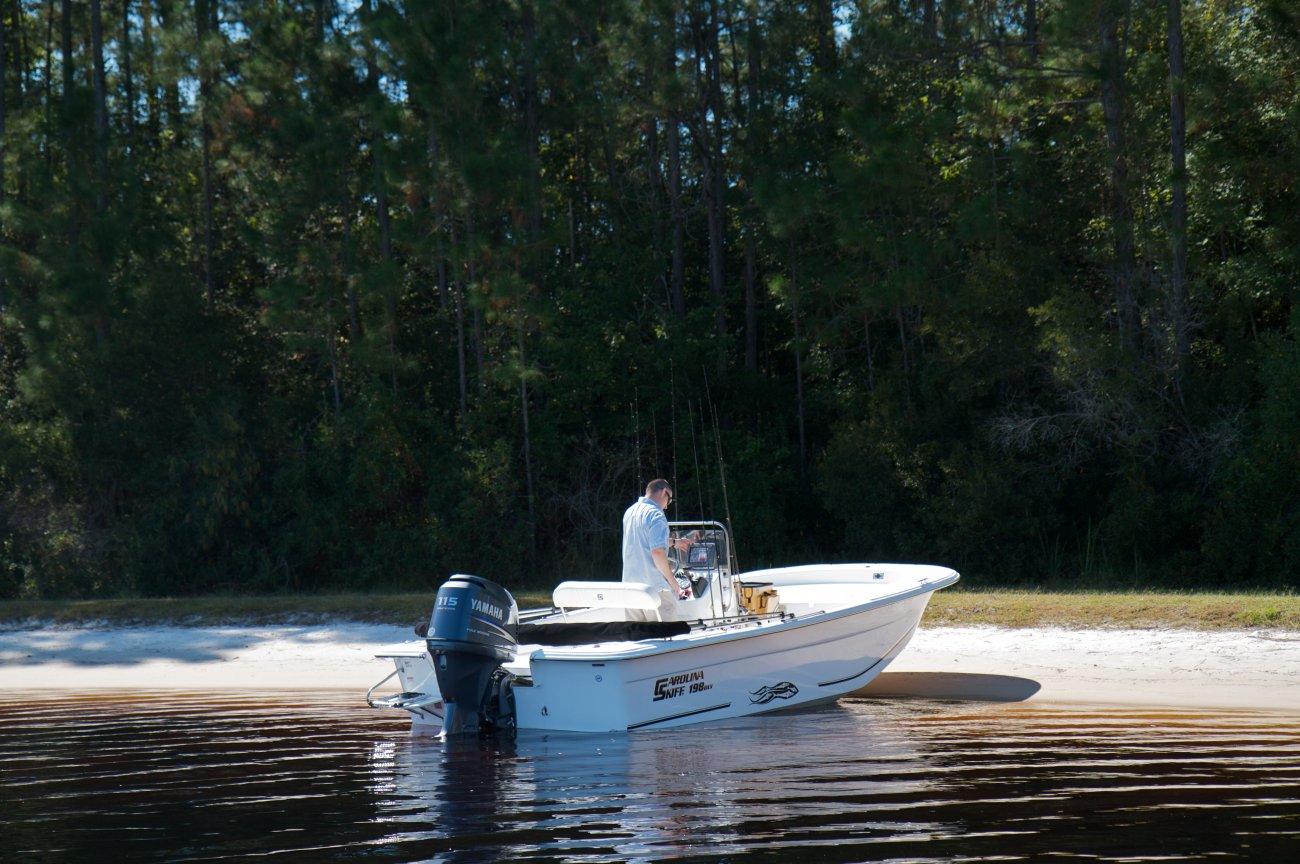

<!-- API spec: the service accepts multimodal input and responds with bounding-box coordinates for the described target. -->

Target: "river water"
[2,692,1298,862]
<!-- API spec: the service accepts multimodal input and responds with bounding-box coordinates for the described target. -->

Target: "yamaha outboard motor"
[425,574,518,737]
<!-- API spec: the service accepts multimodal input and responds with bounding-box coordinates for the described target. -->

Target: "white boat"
[368,521,958,735]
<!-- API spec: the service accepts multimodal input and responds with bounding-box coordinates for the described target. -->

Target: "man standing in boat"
[622,479,692,620]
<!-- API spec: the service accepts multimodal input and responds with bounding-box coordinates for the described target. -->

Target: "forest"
[1,1,1298,599]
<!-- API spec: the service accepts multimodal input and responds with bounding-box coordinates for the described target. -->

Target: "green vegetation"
[924,589,1300,631]
[2,3,1300,599]
[2,590,1297,632]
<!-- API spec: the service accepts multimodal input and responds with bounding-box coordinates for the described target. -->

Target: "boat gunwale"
[521,569,958,662]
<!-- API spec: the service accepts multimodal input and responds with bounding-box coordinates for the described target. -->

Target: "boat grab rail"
[366,669,442,711]
[520,606,556,621]
[366,669,400,709]
[686,609,793,631]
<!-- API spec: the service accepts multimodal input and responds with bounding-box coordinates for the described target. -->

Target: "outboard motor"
[425,574,519,737]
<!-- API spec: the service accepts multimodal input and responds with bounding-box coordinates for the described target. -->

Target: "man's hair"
[646,478,671,496]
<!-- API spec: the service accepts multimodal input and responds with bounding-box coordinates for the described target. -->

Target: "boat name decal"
[471,598,505,621]
[653,669,712,702]
[435,594,505,622]
[750,682,799,704]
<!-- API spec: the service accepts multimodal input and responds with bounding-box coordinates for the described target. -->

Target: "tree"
[1167,0,1190,371]
[1096,0,1140,352]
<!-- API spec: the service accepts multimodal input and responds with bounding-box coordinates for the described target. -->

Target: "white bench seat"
[552,581,665,620]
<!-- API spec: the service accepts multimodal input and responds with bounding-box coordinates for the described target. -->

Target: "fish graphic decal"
[749,682,800,704]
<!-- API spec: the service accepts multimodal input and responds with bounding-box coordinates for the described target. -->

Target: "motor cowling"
[425,574,518,736]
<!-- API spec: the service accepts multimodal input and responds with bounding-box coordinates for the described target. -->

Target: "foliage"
[1,1,1298,598]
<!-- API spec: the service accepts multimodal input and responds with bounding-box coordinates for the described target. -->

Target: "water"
[2,693,1298,863]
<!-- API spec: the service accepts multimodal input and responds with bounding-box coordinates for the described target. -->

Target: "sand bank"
[862,626,1300,712]
[1,624,1297,713]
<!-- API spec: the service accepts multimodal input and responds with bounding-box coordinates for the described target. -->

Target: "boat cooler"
[739,581,779,614]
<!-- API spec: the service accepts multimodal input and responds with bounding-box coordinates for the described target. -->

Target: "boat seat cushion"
[517,620,691,646]
[552,581,664,611]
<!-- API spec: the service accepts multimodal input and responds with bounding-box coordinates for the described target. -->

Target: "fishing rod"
[701,370,738,575]
[670,360,679,521]
[687,398,705,522]
[631,387,642,492]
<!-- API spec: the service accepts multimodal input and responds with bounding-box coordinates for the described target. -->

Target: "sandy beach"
[2,623,1298,713]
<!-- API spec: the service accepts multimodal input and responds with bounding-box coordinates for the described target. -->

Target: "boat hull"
[512,590,932,732]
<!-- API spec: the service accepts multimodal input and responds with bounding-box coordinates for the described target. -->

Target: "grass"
[2,588,1299,631]
[925,588,1300,631]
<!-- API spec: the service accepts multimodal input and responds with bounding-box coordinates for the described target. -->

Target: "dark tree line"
[1,1,1298,598]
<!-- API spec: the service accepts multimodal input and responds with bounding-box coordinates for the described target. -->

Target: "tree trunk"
[814,0,836,71]
[897,305,912,408]
[923,0,938,45]
[667,10,685,318]
[863,315,876,394]
[91,0,111,350]
[42,0,53,166]
[428,121,449,310]
[1168,0,1190,371]
[743,3,761,373]
[15,0,30,99]
[157,1,183,147]
[327,330,342,420]
[790,251,807,477]
[667,112,686,318]
[521,0,541,242]
[1025,0,1040,59]
[700,0,726,367]
[646,114,668,309]
[567,194,576,266]
[90,0,107,213]
[120,0,134,138]
[647,117,667,303]
[60,0,73,188]
[363,0,397,392]
[467,208,484,390]
[1098,1,1140,351]
[518,322,537,565]
[450,216,467,416]
[745,234,758,372]
[0,7,6,310]
[197,0,215,310]
[340,180,361,343]
[59,0,71,95]
[141,1,159,141]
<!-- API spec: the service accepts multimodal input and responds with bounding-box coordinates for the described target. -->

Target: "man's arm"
[650,547,678,592]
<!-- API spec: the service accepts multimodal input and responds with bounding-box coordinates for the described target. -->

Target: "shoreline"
[2,624,1298,713]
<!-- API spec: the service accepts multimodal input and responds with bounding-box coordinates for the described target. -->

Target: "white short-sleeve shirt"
[621,496,670,588]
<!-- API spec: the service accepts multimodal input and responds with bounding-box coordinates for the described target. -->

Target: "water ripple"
[2,693,1298,862]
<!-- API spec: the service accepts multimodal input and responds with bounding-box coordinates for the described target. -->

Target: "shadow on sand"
[855,671,1042,703]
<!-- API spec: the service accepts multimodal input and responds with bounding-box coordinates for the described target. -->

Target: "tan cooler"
[739,581,778,614]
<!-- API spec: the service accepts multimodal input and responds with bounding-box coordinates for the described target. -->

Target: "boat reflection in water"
[367,699,929,861]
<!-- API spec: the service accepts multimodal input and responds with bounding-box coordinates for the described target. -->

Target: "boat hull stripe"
[628,702,732,730]
[816,625,916,688]
[817,655,887,688]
